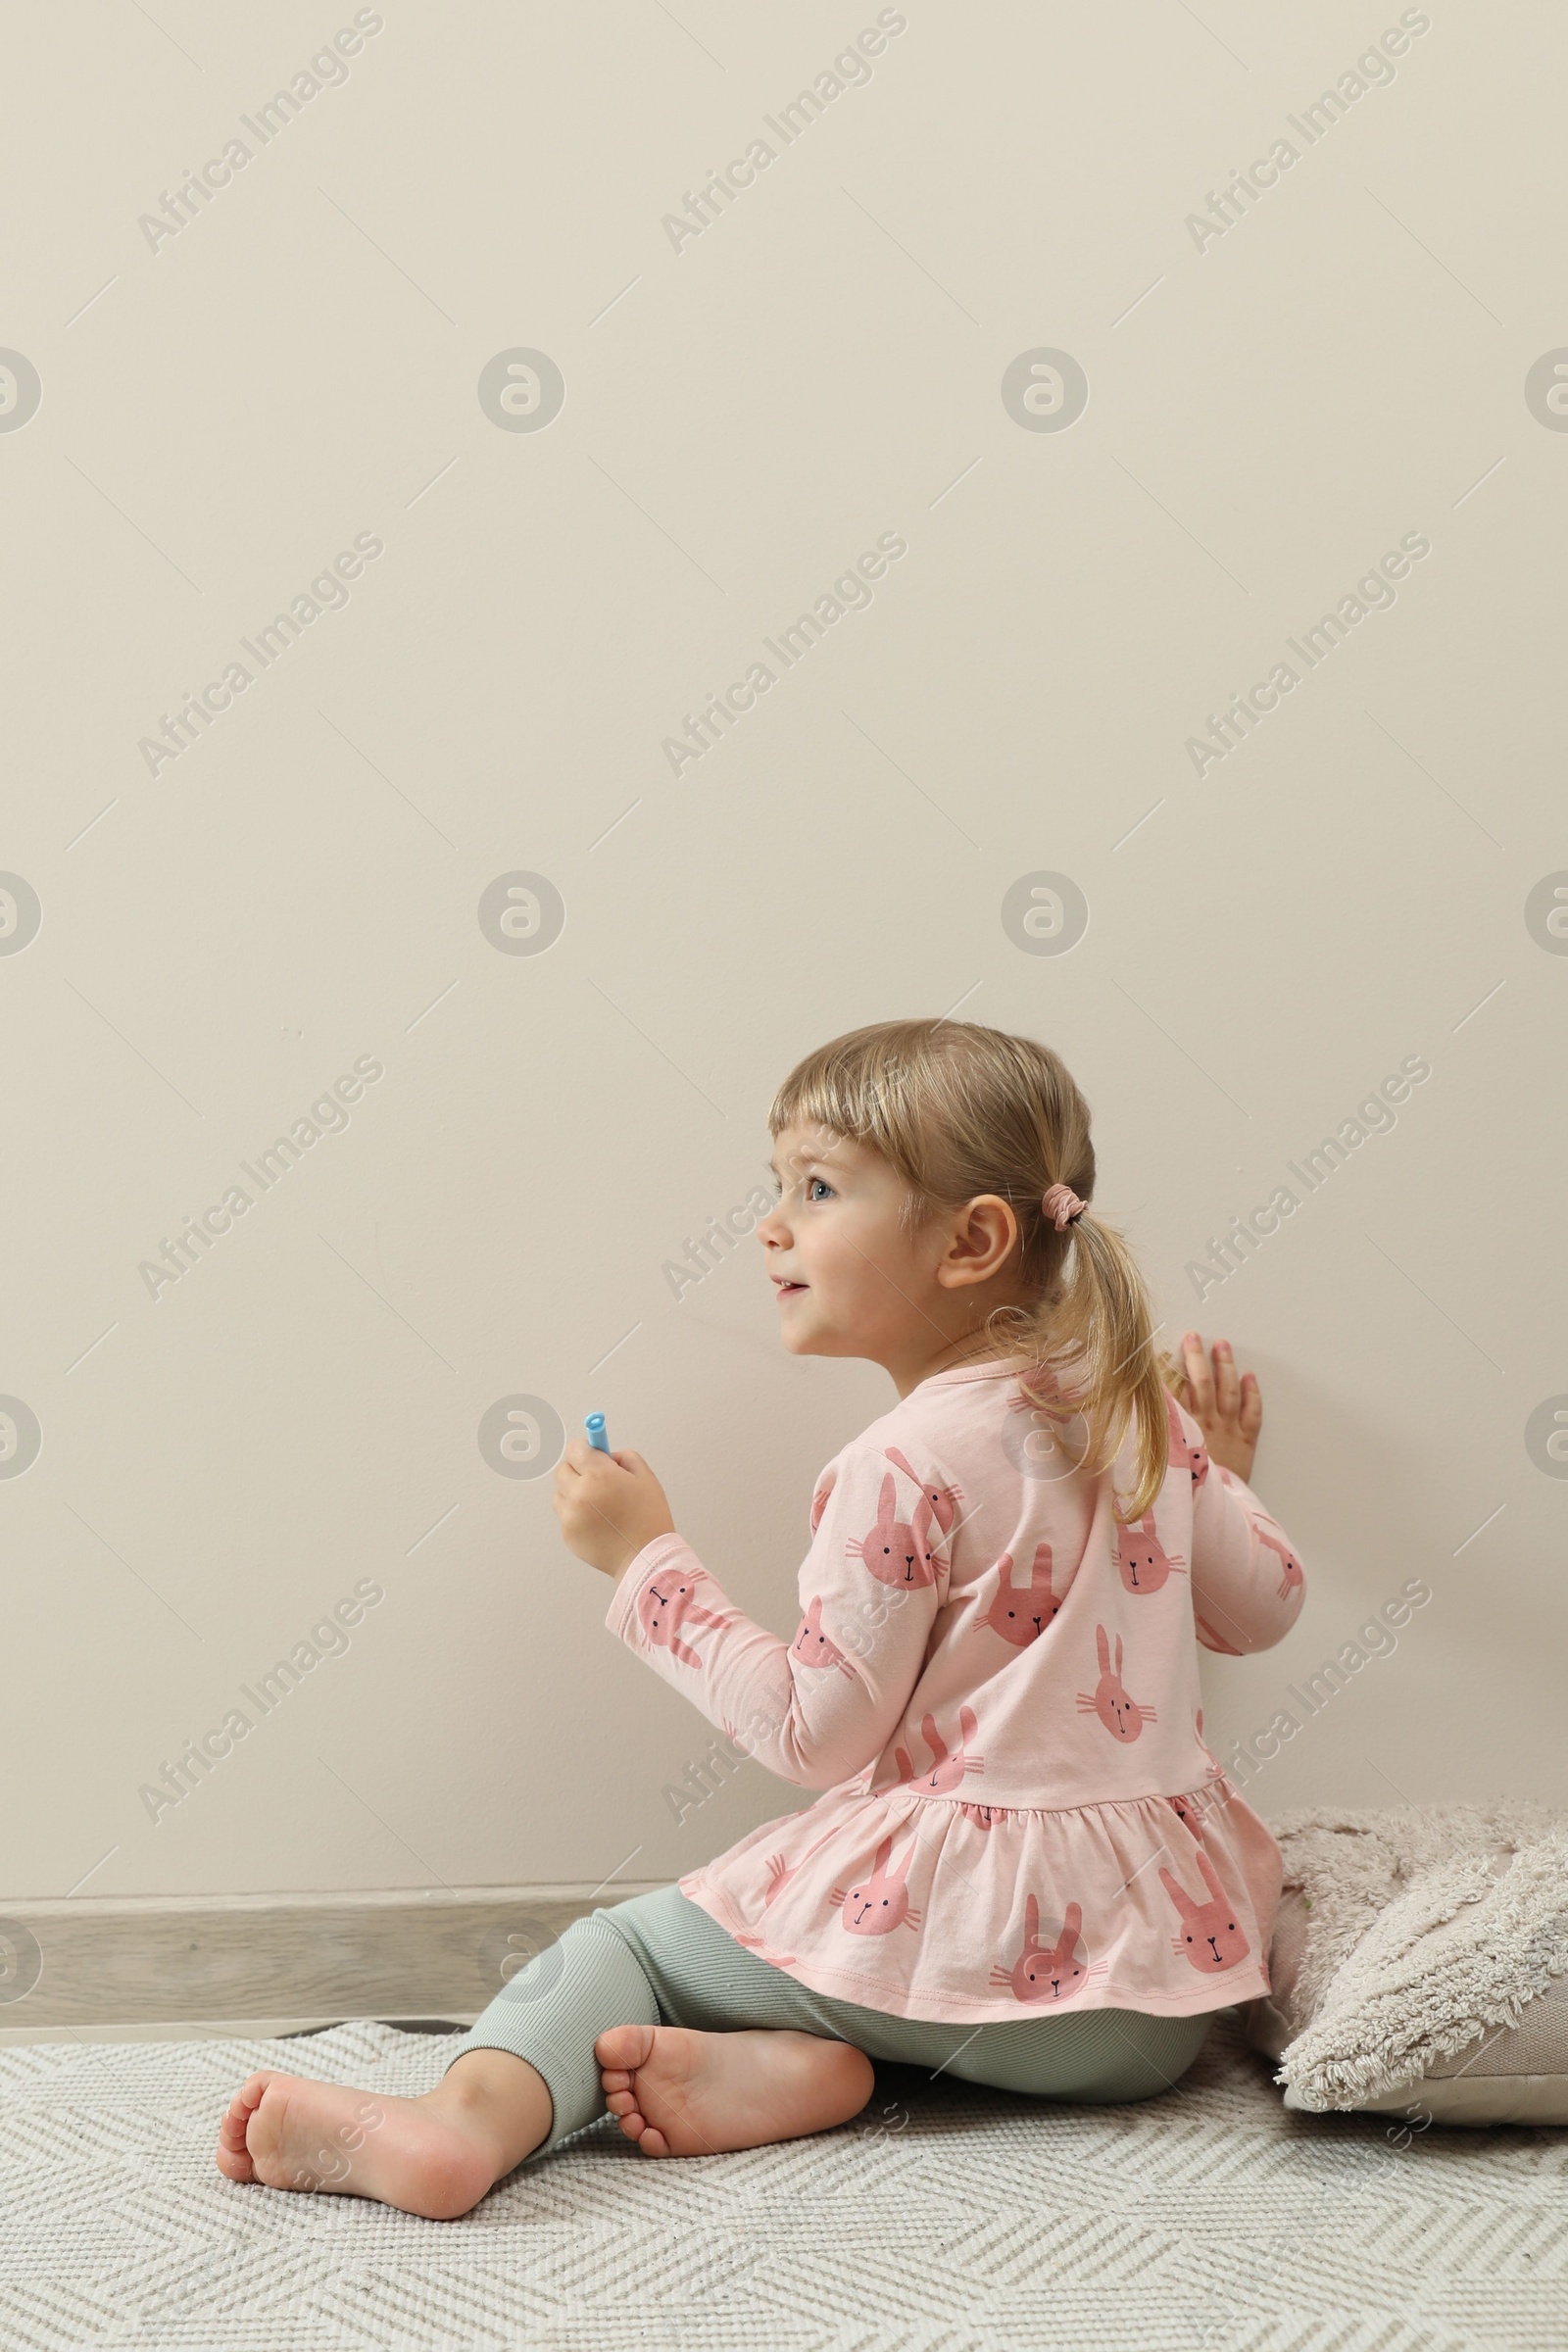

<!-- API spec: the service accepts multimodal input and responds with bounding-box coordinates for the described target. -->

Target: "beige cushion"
[1240,1808,1568,2127]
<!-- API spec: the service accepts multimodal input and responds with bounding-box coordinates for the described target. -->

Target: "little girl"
[217,1017,1306,2215]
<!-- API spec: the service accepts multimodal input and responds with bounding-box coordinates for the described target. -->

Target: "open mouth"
[774,1280,808,1298]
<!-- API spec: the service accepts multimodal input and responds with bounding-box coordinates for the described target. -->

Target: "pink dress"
[606,1356,1306,2024]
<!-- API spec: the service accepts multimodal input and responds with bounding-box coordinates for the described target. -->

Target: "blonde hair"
[769,1017,1172,1521]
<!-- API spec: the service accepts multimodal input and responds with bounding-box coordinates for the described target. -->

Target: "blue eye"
[807,1177,834,1201]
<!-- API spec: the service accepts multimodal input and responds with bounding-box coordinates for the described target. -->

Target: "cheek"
[799,1232,846,1289]
[816,1226,902,1305]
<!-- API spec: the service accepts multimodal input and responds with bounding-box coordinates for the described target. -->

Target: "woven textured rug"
[1,2009,1564,2351]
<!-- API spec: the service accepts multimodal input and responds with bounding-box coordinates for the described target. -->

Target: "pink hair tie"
[1042,1183,1087,1231]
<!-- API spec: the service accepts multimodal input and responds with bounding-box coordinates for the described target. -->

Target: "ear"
[1024,1893,1039,1942]
[876,1472,897,1525]
[933,1192,1021,1291]
[1115,1634,1124,1674]
[1158,1865,1192,1916]
[1197,1849,1226,1900]
[1096,1624,1109,1672]
[892,1838,915,1881]
[959,1706,977,1742]
[1061,1901,1082,1939]
[873,1838,892,1876]
[1032,1541,1053,1583]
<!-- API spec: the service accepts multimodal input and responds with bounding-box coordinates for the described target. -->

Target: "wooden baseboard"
[0,1884,671,2044]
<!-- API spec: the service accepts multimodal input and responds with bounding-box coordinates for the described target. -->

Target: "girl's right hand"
[552,1441,674,1581]
[1175,1332,1261,1483]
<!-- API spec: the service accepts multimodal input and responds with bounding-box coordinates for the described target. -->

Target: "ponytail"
[1013,1206,1168,1523]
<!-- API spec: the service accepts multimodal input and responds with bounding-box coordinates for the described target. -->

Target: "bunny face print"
[989,1897,1109,2006]
[1159,1848,1251,1974]
[834,1836,922,1936]
[846,1473,943,1589]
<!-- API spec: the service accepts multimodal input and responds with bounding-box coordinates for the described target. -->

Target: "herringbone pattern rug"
[0,2009,1562,2350]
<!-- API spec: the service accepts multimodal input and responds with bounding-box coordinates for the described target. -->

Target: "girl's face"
[758,1120,1026,1396]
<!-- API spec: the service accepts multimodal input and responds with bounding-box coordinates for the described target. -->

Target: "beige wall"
[2,1,1563,1903]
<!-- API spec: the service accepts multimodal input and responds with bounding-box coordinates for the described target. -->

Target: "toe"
[595,2023,655,2073]
[215,2074,277,2180]
[215,2121,257,2182]
[599,2068,633,2094]
[638,2126,669,2158]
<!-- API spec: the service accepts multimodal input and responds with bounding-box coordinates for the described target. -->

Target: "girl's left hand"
[1175,1331,1261,1483]
[552,1440,675,1580]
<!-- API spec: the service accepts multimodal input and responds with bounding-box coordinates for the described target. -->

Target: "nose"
[756,1198,788,1248]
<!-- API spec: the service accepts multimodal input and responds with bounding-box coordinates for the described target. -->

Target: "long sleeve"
[605,1442,952,1790]
[1186,1443,1306,1657]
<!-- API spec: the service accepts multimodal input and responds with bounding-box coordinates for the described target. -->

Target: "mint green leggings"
[443,1886,1217,2159]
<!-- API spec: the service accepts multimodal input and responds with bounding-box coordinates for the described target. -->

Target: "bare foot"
[595,2025,872,2158]
[216,2070,505,2220]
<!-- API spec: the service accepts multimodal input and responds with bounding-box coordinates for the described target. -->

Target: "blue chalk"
[585,1412,610,1453]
